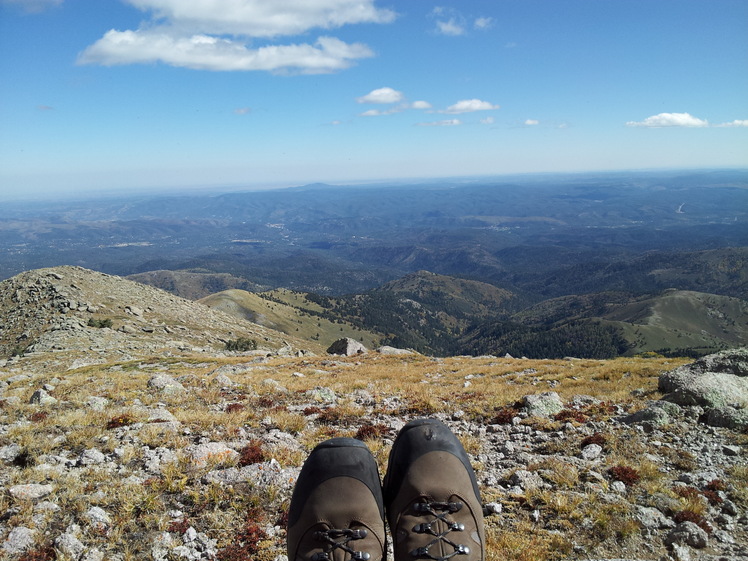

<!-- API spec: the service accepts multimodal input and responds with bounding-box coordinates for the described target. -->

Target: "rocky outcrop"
[326,337,368,356]
[659,348,748,430]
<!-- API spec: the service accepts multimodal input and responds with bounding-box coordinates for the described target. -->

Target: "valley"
[1,169,746,359]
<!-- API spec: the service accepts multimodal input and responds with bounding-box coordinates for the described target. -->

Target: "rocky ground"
[0,347,746,561]
[0,267,746,561]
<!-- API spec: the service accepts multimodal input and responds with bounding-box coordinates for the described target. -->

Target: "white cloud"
[79,0,394,73]
[416,119,461,127]
[480,116,495,125]
[410,100,432,110]
[234,107,251,115]
[524,119,539,126]
[356,87,404,104]
[716,119,748,128]
[78,31,373,73]
[1,0,62,13]
[474,17,494,30]
[442,99,499,114]
[436,18,464,36]
[359,107,402,116]
[431,7,466,36]
[123,0,396,38]
[626,112,709,128]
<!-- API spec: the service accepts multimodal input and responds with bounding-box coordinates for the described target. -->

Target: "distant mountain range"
[1,169,746,358]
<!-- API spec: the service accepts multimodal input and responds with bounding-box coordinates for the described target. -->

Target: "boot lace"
[312,528,371,561]
[409,501,470,561]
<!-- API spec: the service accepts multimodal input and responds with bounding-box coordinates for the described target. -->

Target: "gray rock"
[508,469,544,490]
[581,443,603,461]
[0,443,22,463]
[305,386,338,404]
[144,406,179,424]
[665,521,709,549]
[80,448,106,465]
[703,406,748,431]
[55,530,85,560]
[85,506,112,530]
[148,374,185,395]
[522,391,563,417]
[86,396,109,411]
[660,348,748,410]
[622,400,681,426]
[185,442,238,468]
[83,549,105,561]
[9,483,55,500]
[3,527,36,555]
[635,505,674,529]
[211,373,234,387]
[29,388,57,405]
[376,345,414,355]
[327,337,368,356]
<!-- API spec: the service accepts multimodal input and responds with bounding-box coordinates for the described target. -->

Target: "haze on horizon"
[1,0,747,198]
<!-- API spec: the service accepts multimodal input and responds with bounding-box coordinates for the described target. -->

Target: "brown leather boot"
[383,419,485,561]
[288,438,386,561]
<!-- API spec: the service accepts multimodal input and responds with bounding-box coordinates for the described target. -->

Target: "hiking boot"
[288,438,386,561]
[383,419,485,561]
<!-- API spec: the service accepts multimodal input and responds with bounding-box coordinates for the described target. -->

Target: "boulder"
[147,374,185,395]
[522,391,563,418]
[659,348,748,408]
[659,348,748,430]
[327,337,368,356]
[622,401,682,426]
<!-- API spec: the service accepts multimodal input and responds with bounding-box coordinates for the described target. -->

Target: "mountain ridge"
[0,266,318,363]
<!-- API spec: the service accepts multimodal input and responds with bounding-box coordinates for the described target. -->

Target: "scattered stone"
[2,527,36,555]
[80,447,107,465]
[622,401,681,426]
[665,521,709,549]
[581,443,603,461]
[211,373,234,387]
[185,442,238,468]
[9,483,55,500]
[305,386,337,404]
[148,374,186,395]
[86,395,109,411]
[84,506,112,530]
[29,388,57,405]
[0,443,22,463]
[55,529,85,559]
[508,469,544,490]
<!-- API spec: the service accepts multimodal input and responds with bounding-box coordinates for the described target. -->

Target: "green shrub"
[225,337,258,352]
[88,317,113,328]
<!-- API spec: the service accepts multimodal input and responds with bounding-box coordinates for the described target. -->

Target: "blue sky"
[1,0,747,198]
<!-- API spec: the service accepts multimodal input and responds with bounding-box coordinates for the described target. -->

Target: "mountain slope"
[0,266,317,361]
[127,269,267,300]
[311,271,516,355]
[601,289,748,355]
[198,289,382,349]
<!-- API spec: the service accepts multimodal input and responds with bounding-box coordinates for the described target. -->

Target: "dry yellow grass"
[2,351,698,561]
